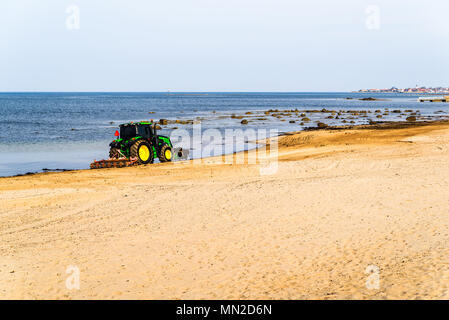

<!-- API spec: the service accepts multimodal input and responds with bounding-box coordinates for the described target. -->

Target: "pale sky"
[1,0,448,91]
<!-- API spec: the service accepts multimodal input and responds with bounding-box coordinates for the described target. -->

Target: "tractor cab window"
[148,126,155,136]
[137,126,150,137]
[120,126,137,139]
[148,126,156,136]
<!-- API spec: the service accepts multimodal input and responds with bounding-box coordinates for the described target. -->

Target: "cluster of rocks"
[158,118,195,125]
[346,97,389,101]
[231,107,424,127]
[155,118,196,129]
[148,107,428,130]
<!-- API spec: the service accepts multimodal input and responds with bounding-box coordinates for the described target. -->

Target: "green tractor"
[109,121,174,164]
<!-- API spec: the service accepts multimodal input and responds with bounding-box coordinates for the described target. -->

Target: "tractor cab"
[119,122,155,139]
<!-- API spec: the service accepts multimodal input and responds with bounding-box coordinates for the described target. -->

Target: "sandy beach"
[1,120,449,299]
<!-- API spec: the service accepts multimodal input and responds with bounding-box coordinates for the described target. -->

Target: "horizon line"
[0,90,392,94]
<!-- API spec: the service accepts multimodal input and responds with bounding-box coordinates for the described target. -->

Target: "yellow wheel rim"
[165,149,172,160]
[139,145,150,161]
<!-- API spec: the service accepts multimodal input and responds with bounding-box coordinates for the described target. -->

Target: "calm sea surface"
[1,92,448,177]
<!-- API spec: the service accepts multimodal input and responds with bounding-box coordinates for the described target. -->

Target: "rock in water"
[317,122,328,128]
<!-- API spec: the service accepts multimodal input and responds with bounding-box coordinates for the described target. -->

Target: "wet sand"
[1,120,449,299]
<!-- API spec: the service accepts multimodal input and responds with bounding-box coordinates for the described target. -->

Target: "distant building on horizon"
[357,86,449,94]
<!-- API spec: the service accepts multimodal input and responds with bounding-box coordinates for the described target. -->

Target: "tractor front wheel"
[158,144,173,162]
[130,140,154,164]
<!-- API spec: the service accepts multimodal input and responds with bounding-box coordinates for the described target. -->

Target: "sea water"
[1,92,447,177]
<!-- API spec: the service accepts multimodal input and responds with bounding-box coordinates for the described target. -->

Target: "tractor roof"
[120,121,154,127]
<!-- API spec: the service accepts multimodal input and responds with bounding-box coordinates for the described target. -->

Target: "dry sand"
[1,121,449,299]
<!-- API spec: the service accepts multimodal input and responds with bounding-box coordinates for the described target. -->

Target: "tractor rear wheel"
[158,144,173,162]
[130,140,154,164]
[109,147,122,159]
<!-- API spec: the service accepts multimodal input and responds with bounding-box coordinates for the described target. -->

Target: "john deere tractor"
[109,121,174,164]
